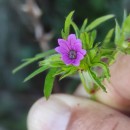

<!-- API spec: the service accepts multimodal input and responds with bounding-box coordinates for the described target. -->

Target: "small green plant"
[13,11,130,99]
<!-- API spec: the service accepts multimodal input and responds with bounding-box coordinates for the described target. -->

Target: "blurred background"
[0,0,130,130]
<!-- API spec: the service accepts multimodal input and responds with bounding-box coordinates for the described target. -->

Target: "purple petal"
[79,49,87,55]
[73,42,82,51]
[67,34,77,47]
[55,47,68,54]
[58,39,69,51]
[72,59,80,66]
[76,52,84,60]
[58,39,67,45]
[75,39,82,44]
[61,54,72,65]
[67,34,77,42]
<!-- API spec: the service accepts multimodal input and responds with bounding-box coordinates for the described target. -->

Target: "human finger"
[27,94,130,130]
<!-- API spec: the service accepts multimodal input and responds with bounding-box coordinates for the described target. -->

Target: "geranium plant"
[13,11,130,99]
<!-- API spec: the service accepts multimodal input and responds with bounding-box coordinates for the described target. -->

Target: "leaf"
[90,30,97,48]
[86,15,114,32]
[88,47,98,61]
[79,71,91,93]
[62,11,75,39]
[53,69,64,77]
[91,62,110,80]
[80,18,88,32]
[115,20,121,44]
[88,68,107,92]
[80,32,90,50]
[44,68,57,99]
[24,66,48,82]
[122,15,130,35]
[125,48,130,54]
[60,68,76,80]
[35,50,55,57]
[103,28,114,47]
[71,21,80,37]
[13,49,55,74]
[82,71,97,90]
[40,54,64,67]
[61,29,65,38]
[13,59,36,74]
[123,10,127,22]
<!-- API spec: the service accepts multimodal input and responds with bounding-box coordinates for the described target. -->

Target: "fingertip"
[27,95,71,130]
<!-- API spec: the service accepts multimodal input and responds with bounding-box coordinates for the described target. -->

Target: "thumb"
[27,95,71,130]
[27,94,130,130]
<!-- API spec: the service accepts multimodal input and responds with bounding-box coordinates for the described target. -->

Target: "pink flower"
[55,34,86,66]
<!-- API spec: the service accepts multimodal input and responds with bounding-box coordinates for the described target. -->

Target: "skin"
[27,53,130,130]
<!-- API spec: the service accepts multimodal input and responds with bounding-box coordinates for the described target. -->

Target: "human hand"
[27,53,130,130]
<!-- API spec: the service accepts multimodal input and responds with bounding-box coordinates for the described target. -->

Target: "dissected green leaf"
[79,71,91,93]
[60,68,77,80]
[88,68,107,92]
[91,62,110,80]
[88,47,98,61]
[115,20,121,44]
[53,69,64,77]
[44,68,57,99]
[125,48,130,54]
[24,66,48,82]
[82,71,97,90]
[123,10,127,22]
[122,15,130,35]
[103,28,114,47]
[13,59,36,74]
[62,11,75,39]
[35,50,55,57]
[40,54,63,67]
[86,15,114,32]
[80,30,97,51]
[71,21,80,37]
[80,18,88,32]
[115,15,130,53]
[61,29,65,38]
[80,32,90,50]
[90,30,97,47]
[13,49,55,74]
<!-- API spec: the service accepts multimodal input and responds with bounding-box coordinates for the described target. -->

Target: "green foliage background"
[0,0,130,129]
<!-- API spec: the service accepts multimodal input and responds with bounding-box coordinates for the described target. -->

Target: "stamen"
[69,50,77,59]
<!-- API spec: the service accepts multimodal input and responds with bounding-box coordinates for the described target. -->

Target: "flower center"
[69,50,77,59]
